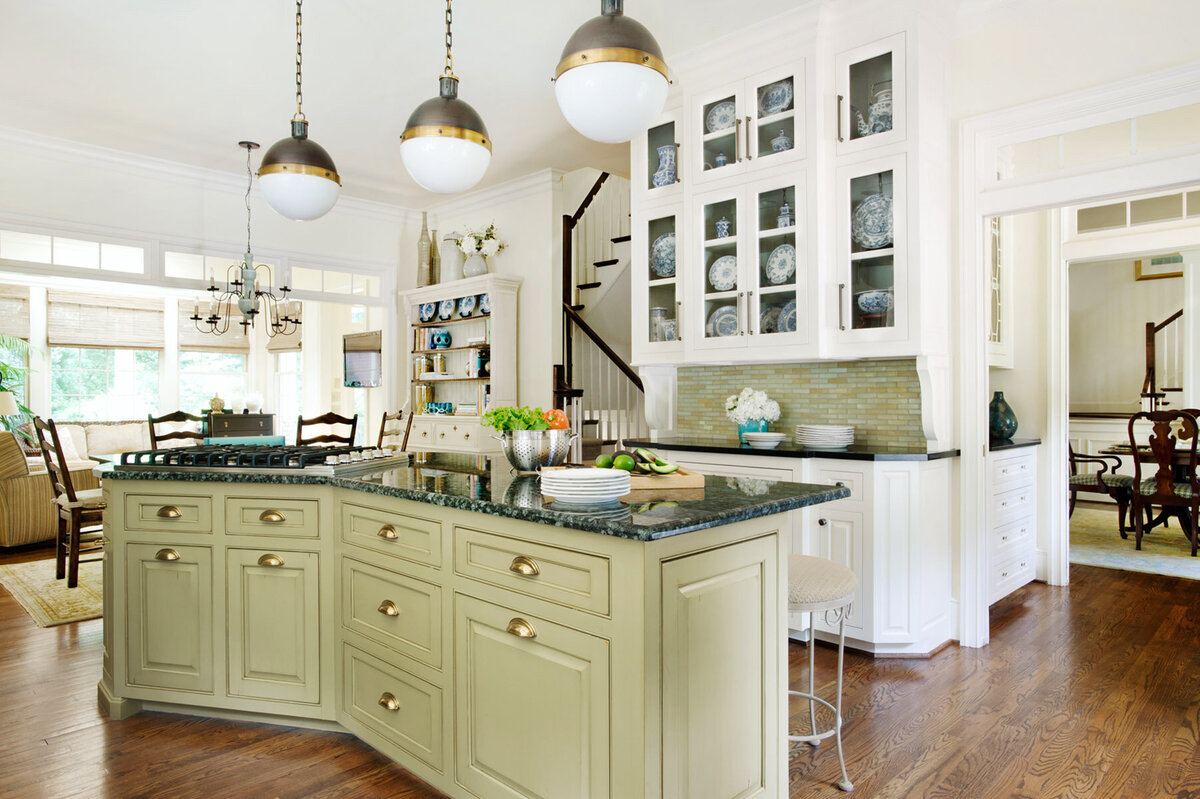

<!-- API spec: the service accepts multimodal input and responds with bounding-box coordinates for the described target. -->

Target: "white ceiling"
[0,0,811,209]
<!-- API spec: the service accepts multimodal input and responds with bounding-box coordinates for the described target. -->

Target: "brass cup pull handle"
[257,554,285,567]
[155,548,180,561]
[259,510,286,523]
[378,692,400,712]
[378,600,400,617]
[157,506,182,519]
[506,617,537,639]
[377,525,398,540]
[509,555,540,577]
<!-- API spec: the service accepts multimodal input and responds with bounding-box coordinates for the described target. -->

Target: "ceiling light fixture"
[554,0,669,144]
[399,0,492,195]
[258,0,341,221]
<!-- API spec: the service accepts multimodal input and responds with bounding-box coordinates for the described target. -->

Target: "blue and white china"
[759,305,781,334]
[780,299,797,332]
[855,289,894,314]
[851,193,894,249]
[854,84,893,136]
[437,298,456,320]
[652,144,677,187]
[478,293,491,314]
[659,318,678,341]
[457,295,476,317]
[650,232,676,278]
[705,100,737,133]
[770,129,793,152]
[757,78,794,117]
[776,201,794,229]
[418,302,436,322]
[764,243,796,284]
[706,305,739,337]
[714,151,728,168]
[431,329,452,349]
[708,255,738,292]
[715,216,731,239]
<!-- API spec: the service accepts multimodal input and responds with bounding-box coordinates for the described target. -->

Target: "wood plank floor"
[1,543,1198,798]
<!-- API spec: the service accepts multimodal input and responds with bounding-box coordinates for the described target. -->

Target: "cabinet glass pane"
[848,53,893,142]
[755,185,798,335]
[753,76,796,160]
[701,95,738,176]
[647,122,678,190]
[849,170,895,330]
[647,214,678,342]
[702,197,739,339]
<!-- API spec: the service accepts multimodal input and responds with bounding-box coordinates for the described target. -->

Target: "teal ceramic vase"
[989,391,1017,440]
[738,418,769,442]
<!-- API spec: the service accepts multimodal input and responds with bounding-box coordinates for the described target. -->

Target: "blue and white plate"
[437,299,456,320]
[760,305,782,334]
[458,295,476,317]
[758,78,794,117]
[780,299,797,333]
[478,293,491,314]
[705,100,737,133]
[764,243,796,284]
[650,232,676,278]
[706,305,739,337]
[418,302,436,322]
[708,255,738,292]
[851,193,894,249]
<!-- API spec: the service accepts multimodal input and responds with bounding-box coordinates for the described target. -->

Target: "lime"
[612,454,636,471]
[594,453,614,469]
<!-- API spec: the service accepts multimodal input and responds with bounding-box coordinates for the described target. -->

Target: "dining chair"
[1067,445,1134,537]
[297,412,358,446]
[377,410,409,451]
[1127,409,1200,555]
[33,417,104,588]
[148,410,206,449]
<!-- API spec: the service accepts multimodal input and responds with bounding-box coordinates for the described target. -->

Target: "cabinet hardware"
[674,143,682,182]
[838,283,847,330]
[1001,535,1009,541]
[837,94,845,142]
[747,291,755,333]
[378,692,400,712]
[1001,570,1009,578]
[737,292,745,335]
[378,600,400,617]
[735,117,743,163]
[157,505,182,519]
[421,431,429,437]
[676,301,683,341]
[509,555,540,577]
[259,509,286,523]
[835,481,846,487]
[377,525,398,540]
[744,116,753,160]
[506,617,537,639]
[257,554,285,567]
[818,518,828,526]
[464,433,470,440]
[155,548,180,561]
[439,432,446,438]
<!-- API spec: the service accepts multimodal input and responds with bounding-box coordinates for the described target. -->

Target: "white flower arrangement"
[726,475,770,496]
[725,387,781,425]
[455,224,505,258]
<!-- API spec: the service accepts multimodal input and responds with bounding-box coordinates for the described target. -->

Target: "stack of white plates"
[742,432,787,449]
[539,468,630,506]
[795,424,855,448]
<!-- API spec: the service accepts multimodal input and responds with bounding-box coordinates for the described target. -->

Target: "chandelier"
[191,142,302,337]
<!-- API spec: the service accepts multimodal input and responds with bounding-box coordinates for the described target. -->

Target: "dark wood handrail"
[1143,308,1184,407]
[1153,308,1183,334]
[563,302,643,392]
[569,173,610,226]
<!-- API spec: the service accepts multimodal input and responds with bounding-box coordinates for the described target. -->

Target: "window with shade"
[0,285,31,408]
[179,351,247,416]
[273,351,303,444]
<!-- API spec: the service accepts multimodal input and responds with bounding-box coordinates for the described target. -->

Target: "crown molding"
[427,168,566,219]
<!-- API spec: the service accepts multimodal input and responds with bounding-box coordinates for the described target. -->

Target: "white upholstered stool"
[788,554,857,792]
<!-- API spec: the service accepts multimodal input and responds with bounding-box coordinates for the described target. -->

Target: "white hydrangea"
[480,238,501,257]
[725,387,782,425]
[458,235,479,255]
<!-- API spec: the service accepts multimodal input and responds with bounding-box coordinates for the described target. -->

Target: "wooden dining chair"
[297,412,358,446]
[1127,409,1200,555]
[148,410,206,449]
[377,410,409,451]
[1068,445,1135,537]
[33,417,104,587]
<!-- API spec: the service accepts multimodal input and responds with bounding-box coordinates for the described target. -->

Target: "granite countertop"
[989,438,1042,451]
[99,453,848,542]
[627,437,960,461]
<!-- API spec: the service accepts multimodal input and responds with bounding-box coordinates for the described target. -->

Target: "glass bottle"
[417,211,432,287]
[429,228,441,285]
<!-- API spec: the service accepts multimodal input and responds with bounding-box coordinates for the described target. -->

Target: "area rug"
[1070,506,1200,581]
[0,558,102,627]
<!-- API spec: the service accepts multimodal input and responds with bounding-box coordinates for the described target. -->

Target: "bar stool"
[788,554,857,792]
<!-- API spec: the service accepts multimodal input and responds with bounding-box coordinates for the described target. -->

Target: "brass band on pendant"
[258,162,342,185]
[400,125,492,152]
[554,47,669,80]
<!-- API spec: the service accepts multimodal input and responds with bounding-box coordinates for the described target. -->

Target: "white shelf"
[850,247,895,260]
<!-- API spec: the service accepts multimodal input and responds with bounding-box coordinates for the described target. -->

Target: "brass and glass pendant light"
[400,0,492,194]
[554,0,669,144]
[258,0,341,220]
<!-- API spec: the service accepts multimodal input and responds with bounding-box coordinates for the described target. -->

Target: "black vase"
[989,391,1018,440]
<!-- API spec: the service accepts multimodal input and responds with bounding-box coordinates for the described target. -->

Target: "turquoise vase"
[738,418,769,442]
[989,391,1018,440]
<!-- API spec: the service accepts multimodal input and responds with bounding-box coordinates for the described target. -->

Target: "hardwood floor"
[2,543,1198,798]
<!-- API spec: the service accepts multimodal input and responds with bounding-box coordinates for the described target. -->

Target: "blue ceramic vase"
[737,418,769,442]
[989,391,1017,440]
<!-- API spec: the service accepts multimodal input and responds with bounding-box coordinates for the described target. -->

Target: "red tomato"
[543,409,570,430]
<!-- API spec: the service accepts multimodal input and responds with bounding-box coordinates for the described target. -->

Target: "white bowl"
[745,440,782,449]
[742,432,786,440]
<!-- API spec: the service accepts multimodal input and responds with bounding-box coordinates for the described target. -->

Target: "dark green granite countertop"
[99,453,849,541]
[627,437,959,461]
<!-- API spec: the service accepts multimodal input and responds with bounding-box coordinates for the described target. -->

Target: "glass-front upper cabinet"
[835,33,905,157]
[635,108,683,200]
[631,203,682,364]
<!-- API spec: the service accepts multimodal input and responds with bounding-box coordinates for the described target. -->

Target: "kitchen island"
[98,453,848,799]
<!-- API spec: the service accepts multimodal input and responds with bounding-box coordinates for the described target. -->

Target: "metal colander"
[494,429,576,472]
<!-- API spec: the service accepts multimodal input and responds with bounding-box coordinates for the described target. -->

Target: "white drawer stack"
[987,446,1037,603]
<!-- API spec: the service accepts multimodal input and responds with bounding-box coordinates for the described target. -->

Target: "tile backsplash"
[675,359,926,448]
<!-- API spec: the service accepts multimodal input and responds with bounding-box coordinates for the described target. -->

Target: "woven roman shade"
[177,300,250,353]
[0,285,30,339]
[47,291,163,349]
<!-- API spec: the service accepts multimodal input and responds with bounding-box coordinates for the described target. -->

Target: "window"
[50,347,159,420]
[0,338,29,407]
[0,230,144,273]
[179,351,247,416]
[274,351,303,443]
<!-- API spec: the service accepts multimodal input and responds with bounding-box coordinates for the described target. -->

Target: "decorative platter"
[650,232,676,278]
[418,302,436,323]
[759,305,781,334]
[437,298,456,320]
[705,101,737,134]
[851,193,894,249]
[478,293,491,314]
[708,255,738,292]
[706,305,739,337]
[780,299,797,333]
[764,243,796,284]
[457,295,476,317]
[758,79,794,117]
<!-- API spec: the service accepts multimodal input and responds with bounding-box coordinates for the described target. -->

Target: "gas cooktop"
[113,444,410,476]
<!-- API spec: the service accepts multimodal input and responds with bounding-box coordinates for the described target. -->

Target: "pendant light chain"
[244,145,254,255]
[294,0,305,121]
[443,0,454,77]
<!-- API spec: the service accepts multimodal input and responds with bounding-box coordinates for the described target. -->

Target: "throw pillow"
[14,423,40,457]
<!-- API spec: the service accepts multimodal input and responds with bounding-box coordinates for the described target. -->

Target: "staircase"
[1142,308,1184,411]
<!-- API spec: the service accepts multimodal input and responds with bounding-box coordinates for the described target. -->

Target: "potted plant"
[0,334,36,444]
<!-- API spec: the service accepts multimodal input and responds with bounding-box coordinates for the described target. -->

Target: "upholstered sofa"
[0,431,100,548]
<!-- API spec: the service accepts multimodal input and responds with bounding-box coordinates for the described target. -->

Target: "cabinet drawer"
[989,552,1035,604]
[343,643,444,772]
[342,502,443,569]
[433,420,483,450]
[209,413,274,436]
[809,464,868,508]
[671,457,793,482]
[123,494,212,534]
[989,517,1034,563]
[991,484,1035,528]
[226,497,320,538]
[342,557,442,669]
[408,420,437,447]
[991,450,1035,491]
[455,528,610,616]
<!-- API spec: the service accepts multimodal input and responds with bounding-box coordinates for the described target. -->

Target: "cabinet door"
[834,32,906,156]
[745,62,806,173]
[455,594,610,799]
[661,535,780,799]
[744,171,809,347]
[691,185,747,352]
[632,203,683,364]
[690,79,749,185]
[125,543,214,693]
[226,548,321,704]
[806,509,865,634]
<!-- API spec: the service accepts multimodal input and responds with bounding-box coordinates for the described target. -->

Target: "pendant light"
[400,0,492,195]
[258,0,341,221]
[554,0,669,144]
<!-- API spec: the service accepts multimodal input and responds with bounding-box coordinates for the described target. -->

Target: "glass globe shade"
[400,136,492,195]
[555,61,669,144]
[257,172,341,221]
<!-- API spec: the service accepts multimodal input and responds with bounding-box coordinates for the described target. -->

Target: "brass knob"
[509,555,540,577]
[464,433,470,440]
[439,432,446,438]
[818,518,828,526]
[155,548,180,561]
[834,481,846,487]
[257,554,284,567]
[378,600,400,617]
[421,431,428,437]
[377,525,398,540]
[506,618,537,639]
[157,506,182,519]
[259,510,286,523]
[378,692,400,712]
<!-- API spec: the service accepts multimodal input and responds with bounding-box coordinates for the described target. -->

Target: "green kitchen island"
[98,453,848,799]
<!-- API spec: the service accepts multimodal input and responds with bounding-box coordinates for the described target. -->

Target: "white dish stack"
[794,424,855,448]
[741,432,788,449]
[539,468,631,506]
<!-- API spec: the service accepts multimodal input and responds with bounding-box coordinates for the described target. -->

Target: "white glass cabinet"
[631,201,684,364]
[633,108,684,202]
[834,32,906,157]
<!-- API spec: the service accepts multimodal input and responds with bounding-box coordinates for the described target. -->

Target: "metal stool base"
[788,604,854,792]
